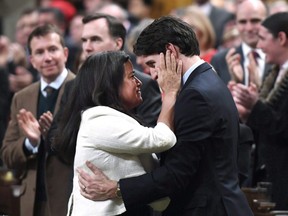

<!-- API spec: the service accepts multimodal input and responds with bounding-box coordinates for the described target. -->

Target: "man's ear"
[165,43,179,58]
[115,37,124,50]
[29,55,35,68]
[278,31,287,46]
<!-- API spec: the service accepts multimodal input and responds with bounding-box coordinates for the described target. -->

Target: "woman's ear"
[165,43,179,59]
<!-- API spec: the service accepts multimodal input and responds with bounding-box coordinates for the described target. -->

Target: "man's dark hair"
[27,24,65,54]
[262,12,288,38]
[82,13,127,50]
[134,15,200,56]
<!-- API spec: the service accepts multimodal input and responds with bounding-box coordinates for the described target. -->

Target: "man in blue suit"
[77,16,253,216]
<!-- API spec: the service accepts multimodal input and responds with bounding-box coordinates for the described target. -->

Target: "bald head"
[236,0,267,48]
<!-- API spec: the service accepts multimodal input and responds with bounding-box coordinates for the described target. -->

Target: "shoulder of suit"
[67,70,76,80]
[14,81,40,98]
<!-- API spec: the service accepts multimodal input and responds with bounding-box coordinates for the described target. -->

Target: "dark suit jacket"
[119,63,253,216]
[0,71,75,216]
[0,67,10,165]
[246,72,288,210]
[238,123,254,187]
[211,45,272,85]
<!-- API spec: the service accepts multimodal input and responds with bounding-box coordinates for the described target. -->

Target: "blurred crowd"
[1,0,288,214]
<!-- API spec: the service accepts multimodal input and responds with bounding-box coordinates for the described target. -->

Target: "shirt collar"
[183,59,205,85]
[41,68,68,92]
[242,42,265,60]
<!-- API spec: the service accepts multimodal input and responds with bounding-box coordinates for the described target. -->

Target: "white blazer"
[69,106,176,216]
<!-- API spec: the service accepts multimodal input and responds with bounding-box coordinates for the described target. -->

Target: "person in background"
[219,20,241,51]
[229,12,288,210]
[83,0,108,14]
[82,12,162,127]
[76,16,253,216]
[126,18,154,76]
[0,35,35,152]
[194,0,235,48]
[268,0,288,15]
[179,5,217,63]
[0,40,10,165]
[12,8,40,90]
[15,8,39,51]
[38,7,80,71]
[0,24,75,216]
[54,50,181,216]
[211,0,270,87]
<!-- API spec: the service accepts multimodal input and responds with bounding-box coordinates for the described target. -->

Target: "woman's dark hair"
[53,51,130,164]
[133,15,200,57]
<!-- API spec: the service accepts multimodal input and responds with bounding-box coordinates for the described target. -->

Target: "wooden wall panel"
[150,0,193,18]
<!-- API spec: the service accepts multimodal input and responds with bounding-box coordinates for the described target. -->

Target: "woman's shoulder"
[82,106,136,122]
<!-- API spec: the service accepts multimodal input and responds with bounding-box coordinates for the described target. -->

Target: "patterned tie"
[251,50,259,65]
[44,86,55,97]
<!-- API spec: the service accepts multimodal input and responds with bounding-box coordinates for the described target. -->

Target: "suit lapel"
[54,71,75,114]
[26,82,40,118]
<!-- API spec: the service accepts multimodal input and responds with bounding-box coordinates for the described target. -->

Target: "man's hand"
[247,52,260,88]
[77,161,118,201]
[39,111,53,137]
[228,81,259,121]
[17,109,41,146]
[226,48,244,83]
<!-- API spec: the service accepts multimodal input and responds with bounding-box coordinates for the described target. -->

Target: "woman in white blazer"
[53,50,182,216]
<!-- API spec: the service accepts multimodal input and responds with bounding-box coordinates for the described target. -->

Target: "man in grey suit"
[77,16,253,216]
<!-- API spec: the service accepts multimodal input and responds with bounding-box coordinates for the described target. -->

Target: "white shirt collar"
[40,68,68,93]
[241,42,265,61]
[183,59,205,85]
[281,60,288,71]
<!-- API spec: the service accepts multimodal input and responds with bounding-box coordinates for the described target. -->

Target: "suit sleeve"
[120,88,215,209]
[247,100,288,139]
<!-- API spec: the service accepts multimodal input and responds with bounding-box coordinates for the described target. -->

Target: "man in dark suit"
[229,12,288,210]
[0,25,75,216]
[211,0,270,86]
[77,16,253,215]
[211,0,272,188]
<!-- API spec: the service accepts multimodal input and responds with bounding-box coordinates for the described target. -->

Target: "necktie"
[248,50,260,87]
[251,50,259,65]
[44,86,55,97]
